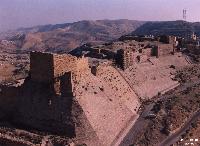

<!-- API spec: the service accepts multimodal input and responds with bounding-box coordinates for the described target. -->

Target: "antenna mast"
[183,9,187,21]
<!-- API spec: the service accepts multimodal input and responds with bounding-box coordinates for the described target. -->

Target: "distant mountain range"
[132,20,200,37]
[0,19,144,53]
[1,20,200,53]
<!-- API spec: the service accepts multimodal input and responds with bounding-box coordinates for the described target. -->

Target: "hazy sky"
[0,0,200,32]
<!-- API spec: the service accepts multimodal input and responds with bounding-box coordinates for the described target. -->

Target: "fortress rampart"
[30,51,89,83]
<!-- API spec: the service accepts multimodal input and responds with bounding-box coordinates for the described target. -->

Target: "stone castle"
[0,52,92,139]
[0,51,140,146]
[115,35,177,70]
[0,35,187,146]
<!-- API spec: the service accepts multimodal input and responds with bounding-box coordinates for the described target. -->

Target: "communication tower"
[183,9,187,21]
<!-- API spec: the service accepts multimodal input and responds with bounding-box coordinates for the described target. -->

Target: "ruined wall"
[11,78,101,145]
[53,54,77,78]
[60,72,74,97]
[116,49,135,70]
[159,35,176,45]
[115,49,124,69]
[157,44,174,57]
[0,51,103,145]
[53,72,74,96]
[53,54,90,82]
[123,50,134,69]
[141,43,174,58]
[54,79,61,95]
[0,78,100,145]
[76,57,90,78]
[14,80,75,137]
[137,55,148,63]
[142,48,152,57]
[30,51,90,84]
[0,50,142,145]
[0,85,19,119]
[76,57,89,72]
[30,52,54,83]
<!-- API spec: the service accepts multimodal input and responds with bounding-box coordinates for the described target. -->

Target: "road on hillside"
[158,110,200,146]
[119,79,200,146]
[119,103,155,146]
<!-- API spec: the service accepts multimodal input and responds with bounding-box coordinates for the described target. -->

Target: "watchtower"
[30,51,89,95]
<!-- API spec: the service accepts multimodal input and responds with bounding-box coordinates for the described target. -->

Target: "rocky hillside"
[132,20,200,37]
[0,20,144,53]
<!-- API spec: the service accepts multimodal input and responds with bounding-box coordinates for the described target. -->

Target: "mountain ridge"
[1,20,200,53]
[132,20,200,37]
[0,19,145,53]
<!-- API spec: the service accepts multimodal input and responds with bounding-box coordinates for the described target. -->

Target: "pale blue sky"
[0,0,200,32]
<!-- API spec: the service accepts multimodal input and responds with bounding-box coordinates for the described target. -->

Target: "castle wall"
[53,54,77,77]
[74,57,90,82]
[157,44,174,57]
[137,55,148,63]
[30,52,54,83]
[60,72,74,97]
[142,48,152,57]
[76,57,89,73]
[14,52,90,137]
[14,80,75,137]
[30,51,90,84]
[0,85,19,118]
[159,35,176,45]
[116,49,135,70]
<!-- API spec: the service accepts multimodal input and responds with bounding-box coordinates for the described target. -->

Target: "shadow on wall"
[0,76,76,137]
